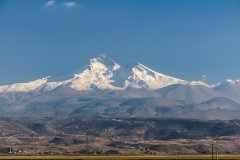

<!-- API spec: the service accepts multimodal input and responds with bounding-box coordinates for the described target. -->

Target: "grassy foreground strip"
[0,155,239,160]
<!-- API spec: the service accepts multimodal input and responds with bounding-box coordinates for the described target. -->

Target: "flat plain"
[0,155,240,160]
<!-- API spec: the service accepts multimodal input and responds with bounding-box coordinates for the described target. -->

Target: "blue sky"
[0,0,240,85]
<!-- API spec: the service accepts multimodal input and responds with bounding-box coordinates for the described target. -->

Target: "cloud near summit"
[44,0,56,7]
[44,1,77,8]
[63,2,77,7]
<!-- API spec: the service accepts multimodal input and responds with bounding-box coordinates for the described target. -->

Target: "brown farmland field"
[0,155,239,160]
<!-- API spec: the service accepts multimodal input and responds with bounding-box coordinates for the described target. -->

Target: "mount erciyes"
[1,54,240,120]
[0,54,202,92]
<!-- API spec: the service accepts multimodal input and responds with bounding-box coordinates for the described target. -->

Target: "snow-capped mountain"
[64,54,121,90]
[0,54,208,93]
[0,77,49,93]
[1,55,240,120]
[113,62,186,89]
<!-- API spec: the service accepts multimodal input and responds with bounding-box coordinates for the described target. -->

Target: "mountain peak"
[66,54,121,90]
[121,62,186,89]
[126,62,162,75]
[89,54,120,71]
[126,62,152,71]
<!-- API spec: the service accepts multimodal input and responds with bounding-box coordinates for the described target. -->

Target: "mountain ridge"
[0,54,240,120]
[0,54,209,93]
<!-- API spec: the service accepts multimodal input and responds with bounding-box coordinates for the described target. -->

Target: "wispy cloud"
[44,0,56,7]
[201,74,207,81]
[63,2,77,7]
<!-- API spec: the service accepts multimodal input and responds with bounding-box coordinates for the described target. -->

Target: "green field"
[0,155,239,160]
